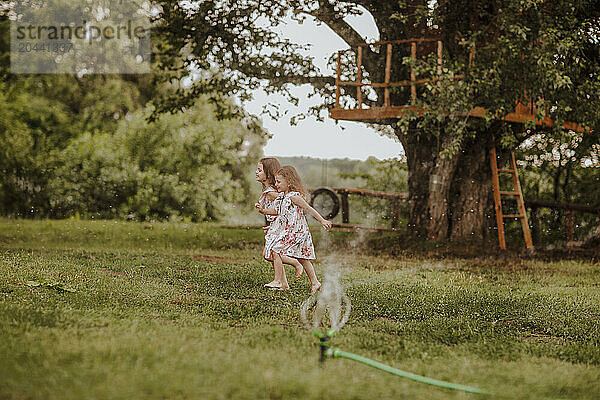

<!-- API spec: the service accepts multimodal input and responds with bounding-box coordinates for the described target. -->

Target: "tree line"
[0,16,267,221]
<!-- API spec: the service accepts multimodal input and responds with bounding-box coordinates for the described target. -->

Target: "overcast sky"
[243,10,404,161]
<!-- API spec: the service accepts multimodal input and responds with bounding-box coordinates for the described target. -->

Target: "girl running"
[255,158,304,289]
[256,166,332,292]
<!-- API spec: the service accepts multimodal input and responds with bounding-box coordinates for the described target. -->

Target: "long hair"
[276,166,306,197]
[259,157,281,188]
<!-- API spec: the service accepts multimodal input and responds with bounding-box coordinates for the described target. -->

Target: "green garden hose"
[313,328,490,395]
[330,348,491,395]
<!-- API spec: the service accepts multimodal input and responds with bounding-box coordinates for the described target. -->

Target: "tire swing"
[310,187,340,220]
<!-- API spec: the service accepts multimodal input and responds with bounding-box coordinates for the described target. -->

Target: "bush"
[48,99,266,221]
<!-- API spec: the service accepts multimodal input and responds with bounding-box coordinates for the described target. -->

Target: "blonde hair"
[276,166,306,196]
[259,157,281,188]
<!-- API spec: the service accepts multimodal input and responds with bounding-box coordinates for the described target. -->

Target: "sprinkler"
[300,265,350,364]
[311,327,337,363]
[301,266,492,396]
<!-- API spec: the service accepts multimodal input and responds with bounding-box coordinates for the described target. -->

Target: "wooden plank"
[384,43,392,107]
[338,79,426,87]
[338,76,463,87]
[356,46,362,109]
[391,200,401,228]
[514,98,532,115]
[490,147,506,250]
[335,51,341,108]
[511,151,534,249]
[525,199,600,213]
[391,78,430,87]
[469,107,588,132]
[331,222,399,232]
[330,105,588,133]
[330,106,423,120]
[333,187,408,199]
[341,192,350,223]
[353,38,440,46]
[565,210,575,245]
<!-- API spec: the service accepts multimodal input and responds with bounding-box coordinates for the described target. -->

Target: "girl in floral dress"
[254,158,304,289]
[255,166,332,292]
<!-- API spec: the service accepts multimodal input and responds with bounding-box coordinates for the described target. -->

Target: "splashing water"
[347,212,375,250]
[300,263,351,332]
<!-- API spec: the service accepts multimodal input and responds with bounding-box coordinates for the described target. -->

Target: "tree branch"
[294,2,365,47]
[293,1,387,103]
[263,74,336,87]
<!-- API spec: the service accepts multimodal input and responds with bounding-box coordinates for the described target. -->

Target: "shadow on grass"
[322,229,600,263]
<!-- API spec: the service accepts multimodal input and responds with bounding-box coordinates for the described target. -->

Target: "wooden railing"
[313,186,600,243]
[525,199,600,247]
[332,187,407,228]
[330,38,586,132]
[334,38,444,110]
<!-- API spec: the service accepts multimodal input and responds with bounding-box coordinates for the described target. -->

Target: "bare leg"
[272,252,289,290]
[298,259,321,293]
[264,260,279,287]
[281,255,303,279]
[263,249,279,287]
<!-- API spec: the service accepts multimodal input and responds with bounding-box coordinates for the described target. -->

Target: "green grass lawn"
[1,218,599,399]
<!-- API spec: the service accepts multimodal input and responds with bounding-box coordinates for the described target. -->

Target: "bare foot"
[294,263,304,279]
[271,284,290,291]
[311,282,322,294]
[264,280,280,288]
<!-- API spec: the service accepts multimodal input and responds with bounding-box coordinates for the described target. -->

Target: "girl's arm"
[265,191,279,201]
[290,195,332,230]
[254,203,278,216]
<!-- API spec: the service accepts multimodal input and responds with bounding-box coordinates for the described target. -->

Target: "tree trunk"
[427,133,461,240]
[399,130,435,238]
[397,125,502,242]
[448,134,498,240]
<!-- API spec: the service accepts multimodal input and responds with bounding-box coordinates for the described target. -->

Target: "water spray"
[300,265,492,396]
[300,265,351,363]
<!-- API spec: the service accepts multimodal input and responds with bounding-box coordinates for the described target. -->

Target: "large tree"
[0,11,266,219]
[153,0,600,241]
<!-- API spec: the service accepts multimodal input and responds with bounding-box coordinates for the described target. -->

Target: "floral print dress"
[264,191,316,260]
[258,187,279,225]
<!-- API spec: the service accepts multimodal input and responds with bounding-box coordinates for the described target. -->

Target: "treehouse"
[329,38,588,250]
[330,38,586,131]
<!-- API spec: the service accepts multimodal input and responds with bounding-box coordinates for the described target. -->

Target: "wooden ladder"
[490,147,534,250]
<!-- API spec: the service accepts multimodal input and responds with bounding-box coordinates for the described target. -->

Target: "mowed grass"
[0,218,599,400]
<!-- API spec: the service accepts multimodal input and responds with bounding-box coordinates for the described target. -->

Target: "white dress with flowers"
[258,187,279,225]
[264,191,316,260]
